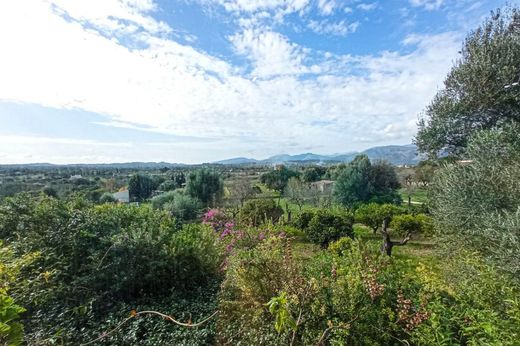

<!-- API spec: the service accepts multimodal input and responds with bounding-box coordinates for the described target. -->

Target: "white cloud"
[317,0,338,15]
[308,20,359,36]
[409,0,444,11]
[0,0,462,162]
[50,0,171,35]
[229,29,309,77]
[357,2,378,11]
[207,0,309,14]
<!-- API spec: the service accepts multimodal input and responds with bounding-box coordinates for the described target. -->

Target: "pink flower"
[258,233,266,240]
[226,244,234,253]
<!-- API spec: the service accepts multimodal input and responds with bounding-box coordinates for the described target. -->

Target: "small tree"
[260,166,300,193]
[355,203,403,234]
[295,208,354,247]
[302,167,325,183]
[228,177,255,207]
[334,155,372,208]
[284,177,308,211]
[239,199,284,226]
[380,214,430,256]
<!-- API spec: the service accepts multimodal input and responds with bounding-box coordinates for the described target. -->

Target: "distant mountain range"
[215,144,421,166]
[0,144,421,169]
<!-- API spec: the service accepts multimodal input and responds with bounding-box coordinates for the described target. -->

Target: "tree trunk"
[381,232,394,256]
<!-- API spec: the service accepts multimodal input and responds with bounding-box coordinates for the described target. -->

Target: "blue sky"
[0,0,512,164]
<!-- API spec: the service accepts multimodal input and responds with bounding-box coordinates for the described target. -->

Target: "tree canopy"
[128,173,155,202]
[334,155,401,208]
[260,166,300,192]
[416,6,520,157]
[185,169,223,206]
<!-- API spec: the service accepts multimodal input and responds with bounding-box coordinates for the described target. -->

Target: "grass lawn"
[399,186,429,205]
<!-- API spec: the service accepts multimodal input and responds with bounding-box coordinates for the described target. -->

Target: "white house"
[112,190,130,203]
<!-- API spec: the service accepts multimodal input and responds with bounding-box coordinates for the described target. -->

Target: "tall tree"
[416,6,520,157]
[185,169,223,207]
[128,173,155,202]
[369,160,401,204]
[334,155,372,208]
[260,166,300,193]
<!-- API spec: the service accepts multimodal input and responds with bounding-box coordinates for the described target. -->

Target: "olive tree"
[416,6,520,157]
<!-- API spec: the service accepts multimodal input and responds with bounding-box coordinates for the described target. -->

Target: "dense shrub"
[391,213,433,238]
[164,193,201,221]
[295,208,354,246]
[151,190,176,209]
[410,252,520,345]
[0,195,223,344]
[239,199,284,226]
[0,290,25,346]
[218,234,425,345]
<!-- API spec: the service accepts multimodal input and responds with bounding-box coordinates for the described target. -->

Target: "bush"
[164,194,201,221]
[0,290,25,346]
[239,199,284,226]
[151,191,177,209]
[0,195,223,344]
[295,208,354,247]
[99,192,116,204]
[391,213,431,238]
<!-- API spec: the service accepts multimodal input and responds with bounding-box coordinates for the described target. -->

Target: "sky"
[0,0,513,164]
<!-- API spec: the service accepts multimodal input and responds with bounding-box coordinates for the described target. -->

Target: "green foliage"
[334,155,372,207]
[99,192,116,204]
[0,289,25,346]
[391,214,431,237]
[328,236,354,256]
[164,193,202,221]
[151,190,176,209]
[410,252,520,345]
[128,173,156,201]
[0,195,223,344]
[239,199,284,226]
[295,208,354,247]
[185,169,223,206]
[266,292,296,333]
[355,203,404,233]
[42,186,58,198]
[302,166,325,183]
[260,166,300,192]
[284,177,308,210]
[334,155,401,208]
[217,236,294,345]
[430,124,520,276]
[369,160,402,204]
[416,5,520,156]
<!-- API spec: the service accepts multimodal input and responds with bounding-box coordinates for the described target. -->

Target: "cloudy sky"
[0,0,510,164]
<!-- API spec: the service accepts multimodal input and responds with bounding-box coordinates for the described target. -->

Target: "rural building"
[310,180,335,193]
[112,189,130,203]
